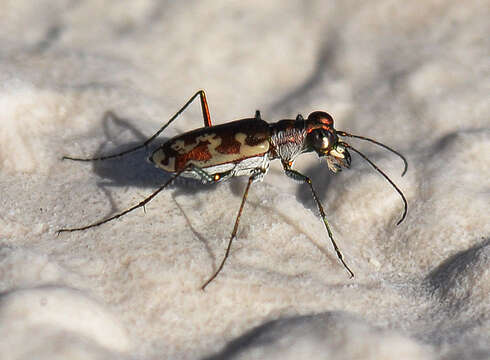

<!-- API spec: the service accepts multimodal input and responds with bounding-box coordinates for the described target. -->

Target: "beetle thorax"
[269,123,307,163]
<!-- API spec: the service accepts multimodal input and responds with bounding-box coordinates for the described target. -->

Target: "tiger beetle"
[58,90,408,290]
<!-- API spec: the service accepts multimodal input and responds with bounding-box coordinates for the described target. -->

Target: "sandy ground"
[0,1,489,359]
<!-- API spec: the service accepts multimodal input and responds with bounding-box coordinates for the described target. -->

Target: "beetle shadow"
[291,161,339,216]
[63,111,222,218]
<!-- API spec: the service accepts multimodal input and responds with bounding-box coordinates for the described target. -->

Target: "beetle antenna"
[344,143,407,225]
[337,131,407,176]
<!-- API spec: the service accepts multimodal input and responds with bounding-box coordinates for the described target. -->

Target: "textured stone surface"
[0,1,488,359]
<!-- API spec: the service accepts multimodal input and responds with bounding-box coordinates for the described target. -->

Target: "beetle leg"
[187,164,215,184]
[198,90,212,127]
[62,90,213,162]
[282,163,354,278]
[185,164,236,184]
[201,171,262,290]
[57,167,189,234]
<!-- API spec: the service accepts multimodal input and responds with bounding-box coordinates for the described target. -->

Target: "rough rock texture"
[0,1,488,359]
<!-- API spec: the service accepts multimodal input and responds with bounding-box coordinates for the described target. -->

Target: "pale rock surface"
[0,1,488,359]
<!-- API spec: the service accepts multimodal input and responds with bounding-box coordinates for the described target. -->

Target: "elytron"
[58,90,407,290]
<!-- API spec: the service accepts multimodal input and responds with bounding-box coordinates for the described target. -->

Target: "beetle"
[58,90,407,290]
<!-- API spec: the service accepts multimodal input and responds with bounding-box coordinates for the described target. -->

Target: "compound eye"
[310,129,335,151]
[307,111,334,126]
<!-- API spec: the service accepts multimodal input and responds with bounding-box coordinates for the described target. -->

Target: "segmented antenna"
[337,131,407,176]
[343,143,408,225]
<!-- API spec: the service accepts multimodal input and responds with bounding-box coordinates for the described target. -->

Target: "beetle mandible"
[58,90,408,290]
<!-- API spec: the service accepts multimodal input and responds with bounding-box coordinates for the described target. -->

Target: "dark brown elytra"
[58,90,408,290]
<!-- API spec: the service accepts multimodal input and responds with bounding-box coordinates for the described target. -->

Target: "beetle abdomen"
[150,118,271,173]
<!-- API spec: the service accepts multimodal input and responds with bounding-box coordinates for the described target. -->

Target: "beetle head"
[303,111,408,224]
[305,111,351,173]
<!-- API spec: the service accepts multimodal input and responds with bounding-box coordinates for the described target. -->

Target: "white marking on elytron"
[155,132,270,172]
[234,133,269,156]
[170,133,220,154]
[151,150,176,172]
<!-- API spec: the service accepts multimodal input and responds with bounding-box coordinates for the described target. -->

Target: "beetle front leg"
[282,163,354,278]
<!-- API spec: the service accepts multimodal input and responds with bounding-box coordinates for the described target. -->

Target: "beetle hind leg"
[62,90,213,162]
[57,167,190,234]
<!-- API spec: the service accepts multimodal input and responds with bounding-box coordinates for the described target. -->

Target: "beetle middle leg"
[62,90,213,162]
[282,163,354,278]
[200,170,267,290]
